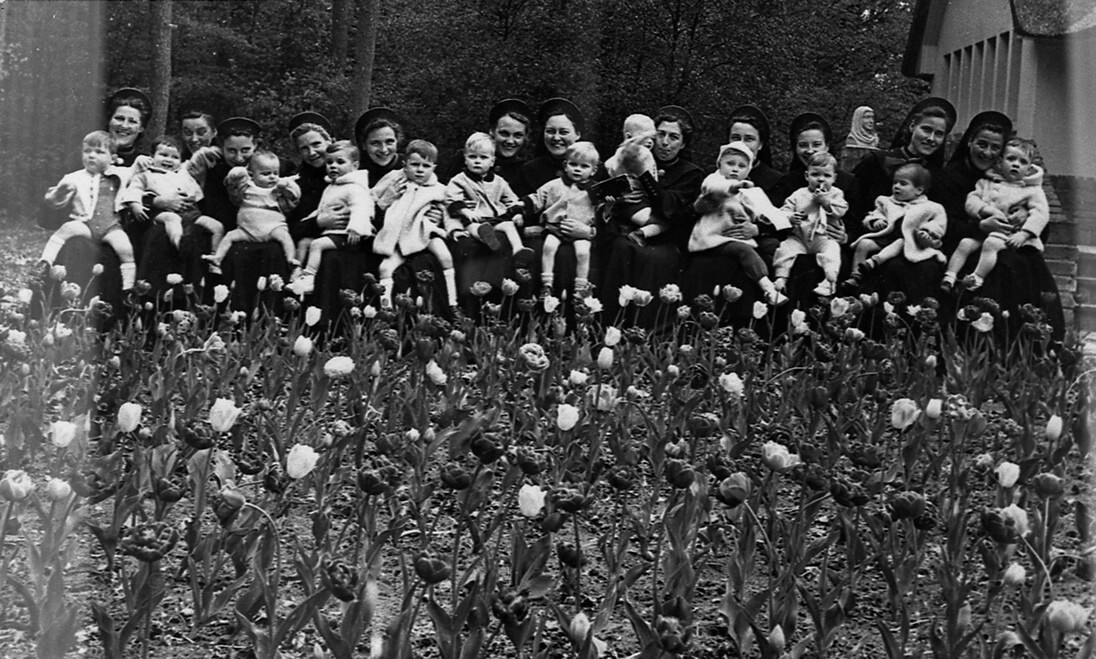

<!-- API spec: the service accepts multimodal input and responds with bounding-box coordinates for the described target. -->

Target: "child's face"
[464,144,495,175]
[404,152,436,185]
[718,153,751,181]
[82,143,113,174]
[1000,146,1031,182]
[892,175,922,202]
[805,164,835,192]
[223,135,256,167]
[181,117,216,154]
[152,144,182,171]
[249,158,280,188]
[325,149,359,180]
[564,157,596,184]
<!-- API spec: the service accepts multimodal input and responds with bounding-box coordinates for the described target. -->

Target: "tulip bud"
[768,625,786,652]
[286,443,319,479]
[1002,563,1026,587]
[1045,415,1063,441]
[597,347,614,369]
[116,402,142,433]
[45,477,72,501]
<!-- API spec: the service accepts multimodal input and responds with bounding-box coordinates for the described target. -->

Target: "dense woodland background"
[0,0,927,218]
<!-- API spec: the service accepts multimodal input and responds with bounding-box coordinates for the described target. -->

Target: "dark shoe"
[512,247,534,269]
[476,224,502,251]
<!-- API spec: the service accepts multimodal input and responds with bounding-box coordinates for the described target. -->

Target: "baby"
[40,131,137,291]
[203,151,300,274]
[521,141,600,297]
[943,138,1049,291]
[372,140,460,313]
[699,141,790,244]
[848,163,946,285]
[122,135,224,250]
[445,132,534,268]
[773,152,849,297]
[604,114,658,240]
[289,141,375,295]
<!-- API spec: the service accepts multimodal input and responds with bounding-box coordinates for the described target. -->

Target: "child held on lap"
[848,163,946,285]
[943,138,1049,291]
[373,140,459,312]
[690,141,787,306]
[122,135,224,250]
[445,132,534,267]
[289,141,374,295]
[774,152,849,297]
[203,151,300,273]
[604,114,659,242]
[522,141,600,296]
[41,131,137,290]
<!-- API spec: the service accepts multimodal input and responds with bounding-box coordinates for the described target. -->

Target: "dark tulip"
[515,448,544,475]
[830,477,870,507]
[540,512,567,533]
[981,509,1017,544]
[847,442,884,469]
[414,553,452,585]
[154,477,185,503]
[551,487,590,514]
[656,615,689,654]
[556,541,583,567]
[179,423,213,450]
[470,434,505,464]
[1032,472,1064,499]
[325,561,359,602]
[357,468,389,495]
[119,521,178,562]
[625,327,648,345]
[889,491,926,520]
[606,465,636,491]
[688,414,719,437]
[665,459,696,489]
[809,386,829,411]
[693,294,714,311]
[492,589,530,625]
[698,312,719,330]
[707,454,733,480]
[440,462,473,490]
[715,472,750,508]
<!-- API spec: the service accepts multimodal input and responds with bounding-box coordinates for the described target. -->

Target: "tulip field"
[0,256,1094,657]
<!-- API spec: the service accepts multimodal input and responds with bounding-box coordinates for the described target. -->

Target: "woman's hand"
[375,177,407,209]
[722,222,758,240]
[826,221,848,244]
[317,202,351,230]
[979,216,1013,234]
[1006,231,1029,249]
[559,217,593,240]
[153,190,195,214]
[424,206,444,223]
[1006,205,1029,227]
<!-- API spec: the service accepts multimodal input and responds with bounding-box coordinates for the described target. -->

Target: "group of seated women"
[38,89,1064,340]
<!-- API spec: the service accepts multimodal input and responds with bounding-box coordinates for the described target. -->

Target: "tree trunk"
[332,0,350,71]
[350,0,380,124]
[148,0,173,138]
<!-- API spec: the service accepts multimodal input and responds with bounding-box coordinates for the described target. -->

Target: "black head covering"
[948,110,1013,167]
[726,104,773,167]
[288,111,333,135]
[106,87,152,125]
[217,117,262,140]
[488,99,533,128]
[536,97,584,135]
[786,112,833,171]
[657,105,697,136]
[355,107,403,142]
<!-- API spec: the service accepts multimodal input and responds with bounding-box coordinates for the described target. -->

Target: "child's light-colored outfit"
[310,169,375,244]
[445,170,519,231]
[226,168,300,241]
[522,175,597,239]
[689,173,790,251]
[852,194,948,263]
[373,171,448,257]
[42,165,137,289]
[773,186,849,282]
[965,165,1049,250]
[121,165,206,223]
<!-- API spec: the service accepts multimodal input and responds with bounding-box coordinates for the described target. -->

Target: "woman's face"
[654,121,685,162]
[907,116,948,157]
[491,115,528,159]
[543,114,579,158]
[967,128,1005,172]
[365,126,398,166]
[296,130,331,169]
[181,118,216,154]
[794,128,828,167]
[222,135,256,167]
[109,105,144,149]
[728,122,762,155]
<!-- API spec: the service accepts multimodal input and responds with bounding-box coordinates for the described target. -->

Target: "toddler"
[445,132,534,268]
[289,141,375,295]
[700,140,790,236]
[40,131,137,290]
[943,138,1049,291]
[604,114,659,241]
[521,141,600,296]
[372,140,459,313]
[773,152,849,297]
[848,163,946,285]
[203,151,300,273]
[122,135,224,249]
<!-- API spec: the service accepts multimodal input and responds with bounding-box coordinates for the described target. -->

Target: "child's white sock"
[380,277,394,306]
[443,268,458,306]
[542,273,554,289]
[41,236,66,265]
[120,262,136,290]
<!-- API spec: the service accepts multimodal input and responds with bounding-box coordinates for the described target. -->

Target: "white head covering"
[845,106,879,149]
[716,141,755,171]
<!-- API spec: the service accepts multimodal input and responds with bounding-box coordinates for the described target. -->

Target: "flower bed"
[0,272,1093,658]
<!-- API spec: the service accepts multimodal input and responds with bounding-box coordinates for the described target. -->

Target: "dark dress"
[932,158,1065,342]
[599,157,704,328]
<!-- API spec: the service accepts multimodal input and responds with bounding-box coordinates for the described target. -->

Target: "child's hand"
[347,229,362,245]
[914,227,942,250]
[789,211,806,226]
[868,217,887,232]
[275,178,291,190]
[127,201,148,222]
[1006,231,1029,249]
